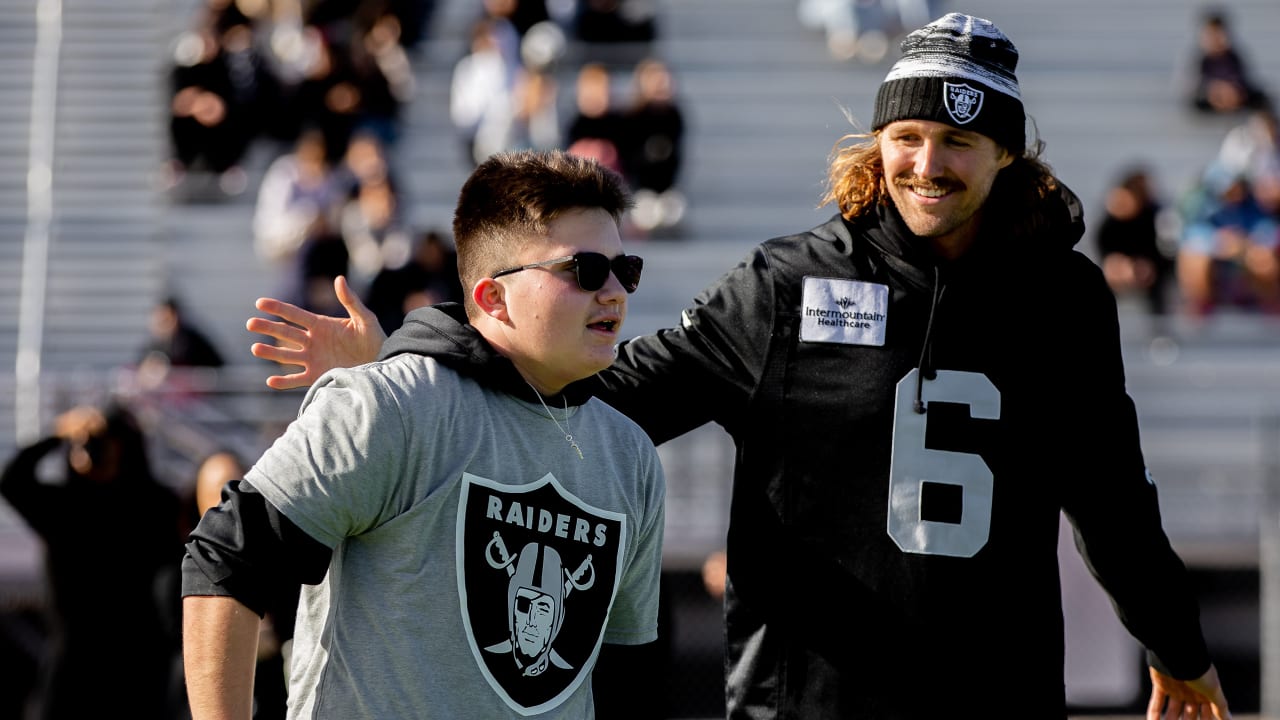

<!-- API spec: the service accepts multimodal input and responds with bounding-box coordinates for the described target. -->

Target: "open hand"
[246,276,387,390]
[1148,664,1231,720]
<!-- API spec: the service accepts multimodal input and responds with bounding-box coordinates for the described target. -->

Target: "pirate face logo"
[457,473,626,715]
[514,586,556,661]
[943,82,984,125]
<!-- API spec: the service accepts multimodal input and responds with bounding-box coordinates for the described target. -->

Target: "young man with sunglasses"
[181,150,665,719]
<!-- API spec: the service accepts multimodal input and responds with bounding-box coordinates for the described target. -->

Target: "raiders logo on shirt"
[456,472,627,716]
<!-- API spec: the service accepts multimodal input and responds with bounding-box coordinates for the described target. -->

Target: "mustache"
[893,176,964,193]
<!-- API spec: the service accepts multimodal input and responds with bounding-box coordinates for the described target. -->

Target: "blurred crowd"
[1094,7,1280,338]
[162,0,419,197]
[448,0,687,235]
[797,0,946,63]
[162,0,687,322]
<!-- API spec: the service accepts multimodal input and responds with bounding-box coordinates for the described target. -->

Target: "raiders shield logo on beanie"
[872,13,1026,153]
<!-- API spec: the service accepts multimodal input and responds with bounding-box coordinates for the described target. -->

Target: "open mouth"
[588,319,618,332]
[913,186,950,198]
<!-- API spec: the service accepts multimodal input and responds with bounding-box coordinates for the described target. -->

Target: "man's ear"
[473,278,509,321]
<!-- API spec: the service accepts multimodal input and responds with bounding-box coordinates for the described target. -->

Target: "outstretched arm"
[183,595,261,719]
[1148,664,1231,720]
[246,276,386,390]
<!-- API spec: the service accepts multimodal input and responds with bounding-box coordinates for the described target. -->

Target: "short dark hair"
[453,150,631,317]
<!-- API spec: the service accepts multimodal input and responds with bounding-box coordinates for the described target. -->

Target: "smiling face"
[486,207,627,394]
[879,119,1013,258]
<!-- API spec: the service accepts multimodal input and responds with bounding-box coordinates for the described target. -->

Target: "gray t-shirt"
[247,354,666,719]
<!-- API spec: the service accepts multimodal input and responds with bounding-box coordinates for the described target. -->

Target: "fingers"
[250,342,303,365]
[333,275,375,323]
[1148,688,1168,720]
[246,317,309,348]
[265,372,311,391]
[255,296,316,328]
[333,275,358,314]
[252,342,313,390]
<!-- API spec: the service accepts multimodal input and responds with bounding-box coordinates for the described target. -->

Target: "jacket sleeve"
[181,478,331,618]
[1055,255,1211,680]
[593,244,778,445]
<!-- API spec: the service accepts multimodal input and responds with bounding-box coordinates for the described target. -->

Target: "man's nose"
[914,140,945,178]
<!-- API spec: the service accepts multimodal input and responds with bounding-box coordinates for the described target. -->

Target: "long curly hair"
[820,121,1062,241]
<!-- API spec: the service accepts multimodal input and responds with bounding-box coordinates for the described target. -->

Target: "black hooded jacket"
[587,186,1210,718]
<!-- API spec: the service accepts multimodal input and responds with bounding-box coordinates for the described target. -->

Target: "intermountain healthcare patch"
[800,277,888,346]
[456,472,627,715]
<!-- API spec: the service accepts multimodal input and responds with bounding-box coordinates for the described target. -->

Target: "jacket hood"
[379,303,595,406]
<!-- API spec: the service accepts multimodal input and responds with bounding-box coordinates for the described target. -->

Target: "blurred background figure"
[163,7,272,200]
[620,58,687,235]
[1184,6,1270,115]
[334,131,413,294]
[138,296,226,373]
[0,403,184,720]
[797,0,894,63]
[348,12,417,149]
[186,450,297,720]
[252,127,349,315]
[1177,167,1280,317]
[1094,166,1178,335]
[701,550,726,602]
[450,17,520,167]
[508,20,567,154]
[565,62,626,174]
[572,0,658,44]
[291,28,364,164]
[364,228,464,335]
[1213,103,1280,185]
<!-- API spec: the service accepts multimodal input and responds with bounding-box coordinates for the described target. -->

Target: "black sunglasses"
[491,252,643,293]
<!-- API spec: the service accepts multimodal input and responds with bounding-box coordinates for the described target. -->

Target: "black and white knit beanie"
[872,13,1025,153]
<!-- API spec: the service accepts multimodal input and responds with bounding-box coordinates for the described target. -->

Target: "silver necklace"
[526,381,583,460]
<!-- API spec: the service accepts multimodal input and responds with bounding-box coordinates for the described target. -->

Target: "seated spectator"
[1177,166,1280,315]
[140,295,225,368]
[334,132,413,293]
[253,128,343,265]
[349,12,417,148]
[1186,7,1269,115]
[620,58,686,233]
[1094,167,1177,325]
[135,295,225,394]
[364,228,465,335]
[565,62,627,175]
[289,28,366,163]
[508,22,567,154]
[450,17,520,167]
[252,128,349,314]
[1215,103,1280,184]
[165,10,272,198]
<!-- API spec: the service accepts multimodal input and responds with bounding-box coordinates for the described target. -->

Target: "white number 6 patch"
[887,369,999,557]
